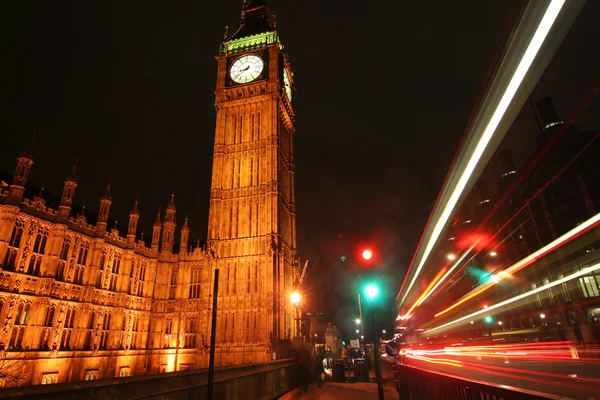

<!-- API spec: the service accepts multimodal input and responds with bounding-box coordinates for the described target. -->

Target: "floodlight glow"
[399,0,566,306]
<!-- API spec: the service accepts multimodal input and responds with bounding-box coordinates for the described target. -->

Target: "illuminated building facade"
[0,0,298,386]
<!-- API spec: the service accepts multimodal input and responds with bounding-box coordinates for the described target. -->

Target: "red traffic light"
[362,249,373,260]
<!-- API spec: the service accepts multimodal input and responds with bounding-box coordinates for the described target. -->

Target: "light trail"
[399,0,566,306]
[416,245,475,307]
[394,0,523,304]
[426,260,600,333]
[404,267,448,317]
[434,211,600,317]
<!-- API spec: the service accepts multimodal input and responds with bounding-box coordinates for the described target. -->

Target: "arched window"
[45,306,55,327]
[60,240,70,261]
[89,311,96,329]
[8,220,24,248]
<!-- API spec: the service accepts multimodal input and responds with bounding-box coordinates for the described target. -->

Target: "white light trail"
[400,0,566,306]
[426,261,600,333]
[416,246,475,307]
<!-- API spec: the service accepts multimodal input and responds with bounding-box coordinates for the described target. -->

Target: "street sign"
[350,339,360,349]
[385,341,400,357]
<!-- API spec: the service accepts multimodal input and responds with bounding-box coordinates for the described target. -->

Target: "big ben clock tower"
[207,0,298,363]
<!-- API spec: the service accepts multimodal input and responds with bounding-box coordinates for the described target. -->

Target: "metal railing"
[392,363,563,400]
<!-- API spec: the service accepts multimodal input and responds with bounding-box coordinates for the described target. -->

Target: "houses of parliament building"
[0,0,299,386]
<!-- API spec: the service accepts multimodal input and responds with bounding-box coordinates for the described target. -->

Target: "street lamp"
[356,329,359,334]
[355,318,361,325]
[290,292,300,305]
[382,329,386,334]
[447,253,456,261]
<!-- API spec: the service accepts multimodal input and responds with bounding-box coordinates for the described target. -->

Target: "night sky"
[4,1,519,338]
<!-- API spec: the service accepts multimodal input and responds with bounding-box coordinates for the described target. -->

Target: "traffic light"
[484,315,493,324]
[362,249,373,260]
[365,284,379,299]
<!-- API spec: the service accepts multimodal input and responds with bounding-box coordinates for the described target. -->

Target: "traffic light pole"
[368,299,384,400]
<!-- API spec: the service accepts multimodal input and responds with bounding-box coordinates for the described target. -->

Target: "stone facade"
[0,0,299,387]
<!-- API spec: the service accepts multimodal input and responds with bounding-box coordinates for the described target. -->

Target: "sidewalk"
[278,381,398,400]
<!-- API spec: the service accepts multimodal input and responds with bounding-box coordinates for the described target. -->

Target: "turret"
[151,209,162,253]
[7,150,34,205]
[57,161,78,222]
[96,179,112,236]
[127,195,140,247]
[161,191,176,253]
[180,213,190,255]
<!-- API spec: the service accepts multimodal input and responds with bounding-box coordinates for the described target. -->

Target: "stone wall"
[0,359,298,400]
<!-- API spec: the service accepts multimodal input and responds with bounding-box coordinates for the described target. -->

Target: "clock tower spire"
[206,1,298,363]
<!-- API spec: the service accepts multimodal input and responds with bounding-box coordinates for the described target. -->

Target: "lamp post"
[365,284,384,400]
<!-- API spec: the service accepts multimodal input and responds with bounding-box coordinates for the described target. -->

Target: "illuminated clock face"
[230,54,264,84]
[283,69,292,102]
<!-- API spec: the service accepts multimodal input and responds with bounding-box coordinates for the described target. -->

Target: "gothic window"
[247,264,251,294]
[65,309,76,329]
[236,159,241,188]
[77,241,89,265]
[45,306,55,327]
[100,314,111,349]
[41,372,58,384]
[97,253,106,288]
[189,267,201,299]
[60,329,71,349]
[109,256,120,292]
[85,370,98,380]
[33,226,48,254]
[246,312,250,342]
[230,313,235,343]
[255,154,260,185]
[239,115,243,143]
[232,115,237,145]
[74,265,84,285]
[169,267,178,300]
[137,262,147,297]
[60,237,71,261]
[255,262,259,293]
[226,266,231,295]
[184,318,198,348]
[8,218,24,248]
[233,266,237,295]
[223,313,228,344]
[257,112,261,140]
[253,312,257,342]
[131,316,139,349]
[14,303,29,325]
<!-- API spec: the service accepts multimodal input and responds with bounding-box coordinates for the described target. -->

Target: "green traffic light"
[365,284,379,299]
[484,315,493,324]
